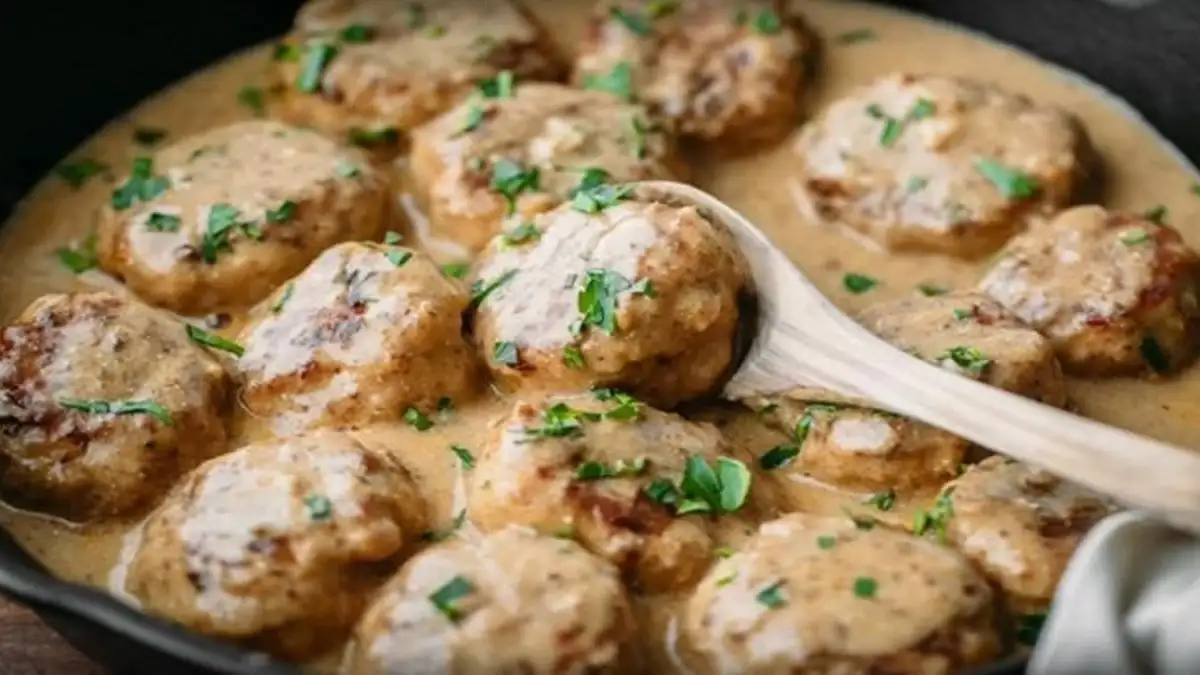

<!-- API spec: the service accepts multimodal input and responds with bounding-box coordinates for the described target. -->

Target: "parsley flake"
[422,510,467,542]
[583,61,634,100]
[450,444,475,469]
[478,70,515,99]
[304,493,333,521]
[404,407,434,431]
[185,324,245,357]
[577,268,633,335]
[570,168,633,213]
[296,43,339,93]
[940,346,991,375]
[57,231,99,274]
[502,222,540,246]
[201,203,241,263]
[339,23,375,43]
[611,7,652,35]
[492,340,519,366]
[1144,205,1168,224]
[490,159,540,215]
[429,576,475,622]
[816,535,837,550]
[976,158,1040,199]
[843,273,878,294]
[335,159,362,178]
[469,269,516,308]
[59,398,173,426]
[574,457,648,481]
[630,116,648,159]
[912,488,955,540]
[55,159,108,189]
[266,200,296,224]
[756,580,787,609]
[759,444,799,470]
[348,126,399,148]
[237,86,266,116]
[441,262,469,280]
[751,9,782,35]
[111,157,170,210]
[864,489,895,511]
[145,212,180,233]
[562,344,585,369]
[918,283,948,296]
[853,576,878,599]
[272,283,294,314]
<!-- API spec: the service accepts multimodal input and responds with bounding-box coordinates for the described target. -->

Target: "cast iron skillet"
[0,1,1198,673]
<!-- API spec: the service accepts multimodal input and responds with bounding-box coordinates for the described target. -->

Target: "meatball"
[467,392,747,592]
[979,205,1200,376]
[0,292,230,522]
[272,0,564,141]
[859,291,1066,406]
[942,456,1116,614]
[746,391,964,494]
[573,0,815,150]
[793,73,1097,258]
[471,191,750,407]
[237,242,479,439]
[126,430,425,660]
[344,526,637,674]
[97,120,390,315]
[411,81,686,251]
[683,513,1000,674]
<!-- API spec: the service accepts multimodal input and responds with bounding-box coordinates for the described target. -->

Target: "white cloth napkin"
[1030,511,1200,675]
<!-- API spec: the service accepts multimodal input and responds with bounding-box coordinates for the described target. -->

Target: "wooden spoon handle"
[727,254,1200,532]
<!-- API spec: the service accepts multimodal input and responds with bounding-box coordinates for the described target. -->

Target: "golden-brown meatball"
[0,292,230,522]
[746,391,964,494]
[471,191,750,408]
[467,392,751,592]
[979,205,1200,376]
[683,513,1000,674]
[237,242,480,440]
[859,291,1066,406]
[411,81,685,251]
[794,73,1097,258]
[97,120,390,315]
[344,526,637,674]
[272,0,564,141]
[942,456,1116,614]
[573,0,815,150]
[126,430,425,660]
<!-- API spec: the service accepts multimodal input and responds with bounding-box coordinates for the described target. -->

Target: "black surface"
[0,1,1198,673]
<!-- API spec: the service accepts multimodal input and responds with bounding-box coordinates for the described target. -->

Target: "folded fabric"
[1030,511,1200,675]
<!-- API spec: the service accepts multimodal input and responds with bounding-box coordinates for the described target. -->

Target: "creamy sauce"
[1,0,1199,671]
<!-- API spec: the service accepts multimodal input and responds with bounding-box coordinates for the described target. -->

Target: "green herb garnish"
[562,345,585,369]
[296,43,339,93]
[57,231,99,274]
[918,283,947,296]
[1143,205,1168,224]
[469,269,516,308]
[111,157,170,210]
[756,580,787,608]
[59,398,173,426]
[272,283,294,314]
[384,247,413,267]
[478,70,515,99]
[976,158,1040,199]
[404,407,434,431]
[912,488,955,540]
[952,308,973,321]
[145,212,181,233]
[759,444,799,470]
[630,116,647,159]
[335,159,362,178]
[185,324,245,357]
[843,273,878,294]
[492,340,519,366]
[816,535,837,550]
[441,262,469,279]
[490,159,540,215]
[339,23,374,43]
[422,510,467,542]
[577,268,632,335]
[574,457,648,481]
[201,203,241,263]
[522,402,597,440]
[940,346,991,375]
[348,126,399,148]
[853,576,878,599]
[133,127,167,146]
[237,86,266,116]
[429,575,475,622]
[751,9,782,35]
[611,7,652,35]
[450,444,474,469]
[502,222,539,246]
[1119,229,1150,245]
[304,493,333,521]
[266,200,295,224]
[55,159,108,189]
[864,489,895,511]
[582,61,634,100]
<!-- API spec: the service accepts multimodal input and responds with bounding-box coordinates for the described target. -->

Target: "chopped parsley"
[57,231,99,274]
[794,411,817,445]
[437,397,454,413]
[237,86,266,116]
[502,222,539,246]
[384,231,403,245]
[460,105,485,134]
[905,175,929,194]
[843,272,878,294]
[59,398,173,426]
[714,545,735,558]
[577,268,633,335]
[570,168,633,214]
[145,212,181,233]
[835,28,877,45]
[450,444,475,469]
[940,346,991,375]
[853,576,878,599]
[348,126,399,147]
[751,9,782,35]
[201,203,242,263]
[975,158,1040,200]
[952,308,973,321]
[574,457,648,481]
[492,340,519,366]
[912,488,955,540]
[759,444,799,470]
[870,98,936,147]
[647,0,678,17]
[1140,336,1170,373]
[1119,229,1151,246]
[562,345,585,369]
[111,157,170,210]
[1016,612,1048,646]
[1143,205,1168,224]
[816,535,837,550]
[304,493,333,521]
[611,7,652,36]
[133,127,167,146]
[54,159,108,189]
[598,389,641,420]
[384,247,413,267]
[271,283,294,314]
[630,116,648,159]
[404,407,434,431]
[185,324,245,357]
[864,488,895,511]
[266,200,295,224]
[479,70,515,99]
[429,575,475,622]
[490,159,540,215]
[469,269,517,308]
[582,61,634,100]
[756,580,787,609]
[441,262,469,280]
[918,283,948,296]
[273,43,302,61]
[335,159,362,178]
[422,510,467,542]
[338,23,374,43]
[296,42,339,93]
[643,456,751,516]
[522,402,596,440]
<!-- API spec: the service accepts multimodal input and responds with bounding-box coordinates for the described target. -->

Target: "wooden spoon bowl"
[638,179,1200,535]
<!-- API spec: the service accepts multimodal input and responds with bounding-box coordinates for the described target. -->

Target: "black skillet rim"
[1,0,1199,672]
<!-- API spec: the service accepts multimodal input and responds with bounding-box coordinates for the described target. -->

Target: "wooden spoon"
[638,180,1200,535]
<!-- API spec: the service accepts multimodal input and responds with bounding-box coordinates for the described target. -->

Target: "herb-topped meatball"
[574,0,815,150]
[126,430,426,660]
[980,205,1200,376]
[471,185,750,408]
[467,392,752,592]
[746,391,965,495]
[939,456,1116,614]
[237,242,480,440]
[273,0,564,143]
[97,120,390,315]
[344,526,637,675]
[794,73,1097,258]
[0,293,230,522]
[859,291,1067,406]
[683,513,1000,674]
[411,80,685,251]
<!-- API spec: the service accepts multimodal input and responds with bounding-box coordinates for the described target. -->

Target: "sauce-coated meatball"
[411,81,685,251]
[273,0,564,141]
[467,392,747,592]
[942,456,1115,614]
[980,205,1200,376]
[0,293,229,521]
[472,193,750,407]
[345,526,636,674]
[859,291,1066,406]
[794,73,1096,258]
[747,391,964,494]
[97,120,390,315]
[237,242,480,440]
[126,430,425,660]
[683,513,1000,674]
[574,0,815,150]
